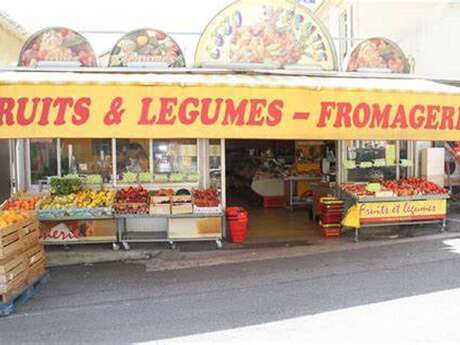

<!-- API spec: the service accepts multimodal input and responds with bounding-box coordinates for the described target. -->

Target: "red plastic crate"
[263,196,285,208]
[321,226,341,238]
[320,215,343,224]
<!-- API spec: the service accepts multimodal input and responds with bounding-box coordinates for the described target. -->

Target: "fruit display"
[154,189,175,197]
[115,186,149,203]
[114,186,149,214]
[382,178,448,196]
[342,178,448,198]
[3,195,41,211]
[193,189,220,207]
[40,194,76,209]
[0,210,29,228]
[341,183,374,197]
[120,171,138,184]
[19,27,97,67]
[109,29,186,68]
[75,190,115,208]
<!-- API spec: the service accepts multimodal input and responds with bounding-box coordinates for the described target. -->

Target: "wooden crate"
[151,196,171,204]
[19,220,40,250]
[0,219,33,259]
[27,259,46,284]
[171,203,193,215]
[149,204,171,215]
[172,195,192,203]
[0,254,27,298]
[25,245,45,268]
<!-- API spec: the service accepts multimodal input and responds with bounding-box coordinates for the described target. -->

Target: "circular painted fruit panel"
[109,29,186,67]
[195,0,337,70]
[19,27,97,67]
[346,37,410,73]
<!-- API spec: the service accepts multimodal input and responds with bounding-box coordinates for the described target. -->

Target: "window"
[29,139,58,184]
[343,140,412,182]
[209,139,222,190]
[152,139,198,182]
[339,6,353,63]
[61,139,113,183]
[116,139,150,183]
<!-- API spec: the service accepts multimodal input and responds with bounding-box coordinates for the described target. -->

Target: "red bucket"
[226,207,248,243]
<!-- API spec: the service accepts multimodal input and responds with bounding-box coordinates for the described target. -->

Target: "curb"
[145,232,460,272]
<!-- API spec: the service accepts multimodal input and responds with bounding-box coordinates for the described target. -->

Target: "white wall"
[353,0,460,78]
[317,0,460,78]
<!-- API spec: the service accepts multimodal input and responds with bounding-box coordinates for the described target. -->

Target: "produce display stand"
[116,212,224,250]
[37,212,119,248]
[0,212,48,316]
[339,190,449,241]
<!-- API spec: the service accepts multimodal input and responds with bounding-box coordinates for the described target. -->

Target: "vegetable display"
[50,177,81,195]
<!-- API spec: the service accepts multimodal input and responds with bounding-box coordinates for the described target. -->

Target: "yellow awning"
[1,70,460,140]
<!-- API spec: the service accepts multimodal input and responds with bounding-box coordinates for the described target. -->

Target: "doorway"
[225,139,337,244]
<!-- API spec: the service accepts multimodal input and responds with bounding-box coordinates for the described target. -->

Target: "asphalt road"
[2,236,460,345]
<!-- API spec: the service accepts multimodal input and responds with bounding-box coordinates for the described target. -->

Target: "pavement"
[45,226,460,273]
[2,233,460,344]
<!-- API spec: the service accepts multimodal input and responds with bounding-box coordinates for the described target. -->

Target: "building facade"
[316,0,460,79]
[0,11,27,201]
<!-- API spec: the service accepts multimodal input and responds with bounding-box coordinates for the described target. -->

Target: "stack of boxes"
[319,197,344,238]
[0,215,45,302]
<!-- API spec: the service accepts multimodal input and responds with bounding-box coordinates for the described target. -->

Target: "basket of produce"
[193,189,222,213]
[172,188,192,203]
[171,189,193,214]
[149,189,173,215]
[114,186,149,215]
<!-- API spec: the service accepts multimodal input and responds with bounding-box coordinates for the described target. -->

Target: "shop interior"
[225,139,337,244]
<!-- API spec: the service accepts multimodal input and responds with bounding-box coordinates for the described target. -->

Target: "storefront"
[0,0,455,249]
